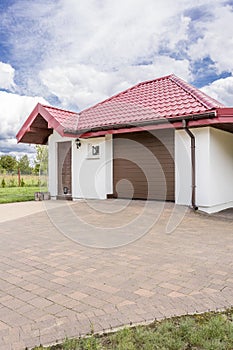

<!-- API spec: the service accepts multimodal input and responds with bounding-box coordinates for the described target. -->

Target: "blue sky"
[0,0,233,159]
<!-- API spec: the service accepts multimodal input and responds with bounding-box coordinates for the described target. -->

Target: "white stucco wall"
[175,129,192,205]
[175,127,233,213]
[72,135,113,200]
[105,134,113,195]
[48,131,113,200]
[207,128,233,212]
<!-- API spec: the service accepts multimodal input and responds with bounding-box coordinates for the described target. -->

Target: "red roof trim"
[76,108,233,138]
[78,113,233,139]
[217,108,233,117]
[79,123,175,138]
[16,103,40,143]
[16,103,70,143]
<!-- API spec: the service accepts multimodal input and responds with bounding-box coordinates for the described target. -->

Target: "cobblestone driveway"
[0,200,232,349]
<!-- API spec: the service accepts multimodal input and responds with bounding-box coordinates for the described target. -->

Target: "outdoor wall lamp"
[63,186,69,195]
[75,138,81,149]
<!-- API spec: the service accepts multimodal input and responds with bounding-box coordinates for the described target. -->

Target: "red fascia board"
[16,103,41,143]
[217,116,233,123]
[216,107,233,117]
[173,118,217,128]
[167,116,233,128]
[60,131,77,138]
[79,122,177,138]
[78,116,228,138]
[217,107,233,123]
[74,110,216,137]
[16,103,63,143]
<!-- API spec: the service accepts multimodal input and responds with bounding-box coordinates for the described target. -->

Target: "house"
[16,74,233,213]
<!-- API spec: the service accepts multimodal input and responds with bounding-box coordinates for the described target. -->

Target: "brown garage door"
[113,129,174,201]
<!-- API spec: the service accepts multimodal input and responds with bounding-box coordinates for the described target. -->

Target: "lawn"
[0,186,47,204]
[0,174,48,203]
[33,309,233,350]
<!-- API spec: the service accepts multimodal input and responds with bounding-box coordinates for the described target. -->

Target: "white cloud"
[0,91,47,137]
[34,0,231,110]
[188,4,233,74]
[3,0,195,98]
[201,76,233,106]
[0,91,48,158]
[0,62,15,90]
[2,0,230,105]
[40,56,191,110]
[0,138,35,157]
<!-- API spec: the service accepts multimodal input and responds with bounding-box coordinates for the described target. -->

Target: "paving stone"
[69,291,88,300]
[134,288,154,297]
[0,200,232,348]
[0,344,11,350]
[28,297,54,309]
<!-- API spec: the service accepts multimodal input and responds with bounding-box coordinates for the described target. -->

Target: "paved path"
[0,200,232,349]
[0,200,66,223]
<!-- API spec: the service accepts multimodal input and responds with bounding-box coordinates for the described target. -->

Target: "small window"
[87,143,100,158]
[92,145,100,156]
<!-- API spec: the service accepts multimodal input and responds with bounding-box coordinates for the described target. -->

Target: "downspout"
[182,120,198,210]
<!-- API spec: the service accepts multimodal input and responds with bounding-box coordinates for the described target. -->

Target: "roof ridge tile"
[42,104,78,115]
[168,75,224,109]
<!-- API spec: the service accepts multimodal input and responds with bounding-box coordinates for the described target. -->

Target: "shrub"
[1,178,6,188]
[20,178,25,187]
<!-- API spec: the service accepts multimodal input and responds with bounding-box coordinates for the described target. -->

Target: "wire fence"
[0,173,48,188]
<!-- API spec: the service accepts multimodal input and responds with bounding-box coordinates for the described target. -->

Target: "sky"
[1,0,233,161]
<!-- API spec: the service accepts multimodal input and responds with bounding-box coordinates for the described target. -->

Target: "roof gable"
[16,103,79,144]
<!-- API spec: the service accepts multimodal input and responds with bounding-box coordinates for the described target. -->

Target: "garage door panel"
[113,130,174,201]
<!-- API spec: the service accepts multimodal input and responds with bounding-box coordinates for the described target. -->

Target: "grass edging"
[32,308,233,350]
[0,187,47,204]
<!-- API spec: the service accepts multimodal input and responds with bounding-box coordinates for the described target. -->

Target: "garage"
[113,129,175,201]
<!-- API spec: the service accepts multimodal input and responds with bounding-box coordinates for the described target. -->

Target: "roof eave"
[63,110,217,137]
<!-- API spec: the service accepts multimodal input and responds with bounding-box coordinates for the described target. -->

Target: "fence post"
[18,167,21,187]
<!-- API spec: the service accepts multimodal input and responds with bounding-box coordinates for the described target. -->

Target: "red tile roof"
[76,74,224,131]
[17,74,228,144]
[42,105,79,130]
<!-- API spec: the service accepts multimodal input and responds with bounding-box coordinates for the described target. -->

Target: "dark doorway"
[57,141,72,198]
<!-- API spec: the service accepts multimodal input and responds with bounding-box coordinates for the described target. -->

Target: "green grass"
[0,174,47,188]
[32,309,233,350]
[0,186,47,204]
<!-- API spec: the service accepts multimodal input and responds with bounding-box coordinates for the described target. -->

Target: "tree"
[17,155,32,174]
[34,145,48,175]
[0,155,17,173]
